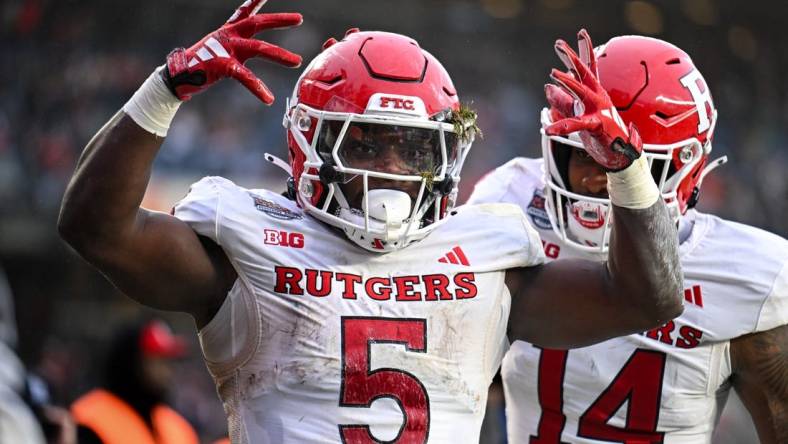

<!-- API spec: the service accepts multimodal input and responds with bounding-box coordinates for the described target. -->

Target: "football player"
[57,2,684,442]
[469,31,788,443]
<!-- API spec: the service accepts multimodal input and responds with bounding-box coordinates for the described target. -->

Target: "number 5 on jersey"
[339,317,430,443]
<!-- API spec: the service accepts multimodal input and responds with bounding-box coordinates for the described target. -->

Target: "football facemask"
[540,107,726,254]
[286,102,469,252]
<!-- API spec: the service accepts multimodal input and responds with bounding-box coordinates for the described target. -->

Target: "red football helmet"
[281,30,475,252]
[599,35,726,216]
[541,35,726,252]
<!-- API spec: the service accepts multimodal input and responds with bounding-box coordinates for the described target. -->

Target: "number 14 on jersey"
[531,347,667,443]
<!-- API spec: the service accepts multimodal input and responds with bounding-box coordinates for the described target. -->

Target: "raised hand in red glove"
[544,29,642,172]
[162,0,303,104]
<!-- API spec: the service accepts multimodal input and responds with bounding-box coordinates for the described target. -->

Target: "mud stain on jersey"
[242,367,277,399]
[589,358,598,377]
[420,305,484,413]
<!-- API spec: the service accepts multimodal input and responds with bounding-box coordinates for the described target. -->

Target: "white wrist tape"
[607,156,660,209]
[122,66,182,137]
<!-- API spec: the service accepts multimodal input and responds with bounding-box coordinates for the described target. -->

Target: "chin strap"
[698,155,728,185]
[264,152,293,176]
[687,155,728,209]
[265,152,299,200]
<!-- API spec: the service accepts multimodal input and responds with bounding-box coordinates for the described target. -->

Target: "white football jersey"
[173,176,545,444]
[469,157,788,444]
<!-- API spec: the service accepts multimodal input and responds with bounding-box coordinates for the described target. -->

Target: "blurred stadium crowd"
[1,0,786,442]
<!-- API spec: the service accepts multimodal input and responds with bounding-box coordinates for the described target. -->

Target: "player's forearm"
[58,111,164,256]
[767,399,788,444]
[731,324,788,444]
[606,199,684,327]
[772,403,788,444]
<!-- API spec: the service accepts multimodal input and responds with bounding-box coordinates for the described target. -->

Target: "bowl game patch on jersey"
[249,192,303,220]
[526,190,552,230]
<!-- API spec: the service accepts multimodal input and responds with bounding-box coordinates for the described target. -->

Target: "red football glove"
[162,0,303,104]
[544,29,642,172]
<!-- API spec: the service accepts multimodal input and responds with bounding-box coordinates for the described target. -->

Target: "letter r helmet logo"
[679,69,713,134]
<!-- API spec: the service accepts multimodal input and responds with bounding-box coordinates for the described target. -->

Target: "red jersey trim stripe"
[683,285,703,307]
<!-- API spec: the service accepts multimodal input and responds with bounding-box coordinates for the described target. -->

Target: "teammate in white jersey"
[58,3,684,442]
[470,32,788,443]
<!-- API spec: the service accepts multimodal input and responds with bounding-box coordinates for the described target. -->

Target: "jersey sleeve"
[461,203,546,271]
[513,205,546,268]
[466,157,544,206]
[467,166,512,205]
[171,176,225,245]
[755,260,788,333]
